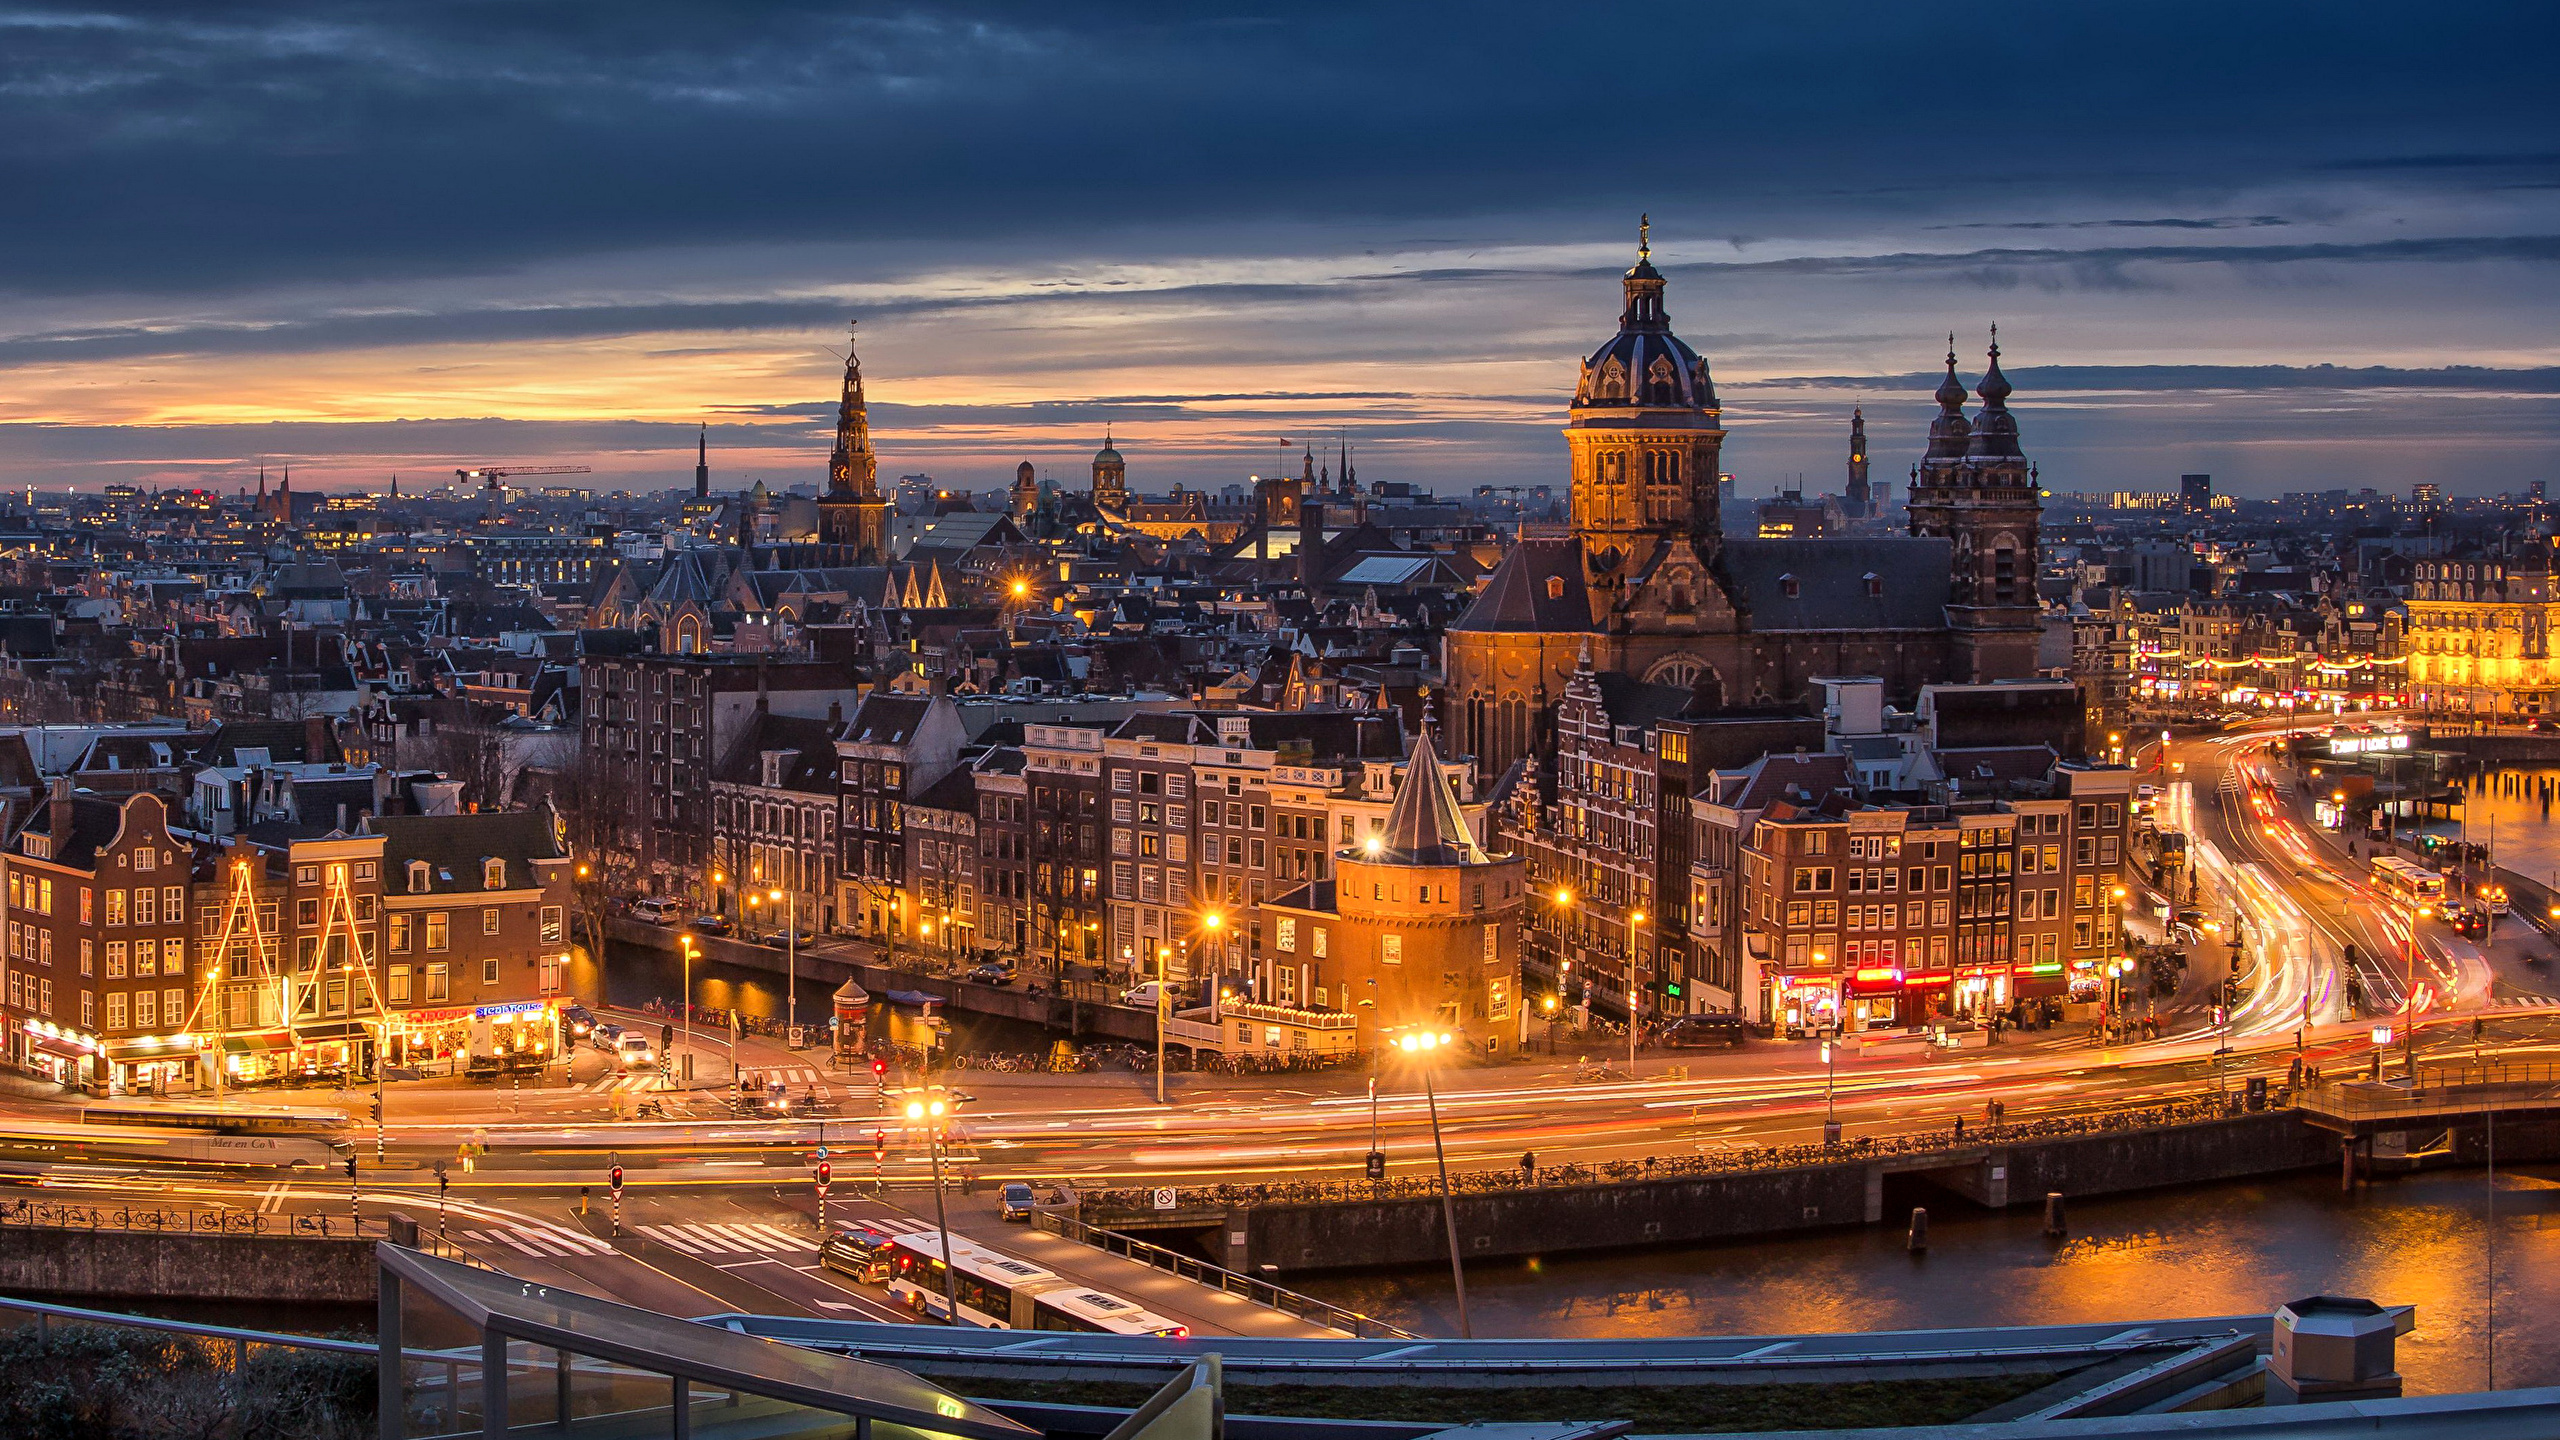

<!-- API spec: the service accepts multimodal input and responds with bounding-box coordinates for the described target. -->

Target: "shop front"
[1843,967,1909,1031]
[290,1020,375,1081]
[379,1000,560,1077]
[211,1030,297,1087]
[1949,965,2014,1020]
[1769,973,1841,1036]
[103,1035,201,1096]
[22,1022,102,1093]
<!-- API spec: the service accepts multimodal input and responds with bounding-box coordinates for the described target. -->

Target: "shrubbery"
[0,1324,371,1440]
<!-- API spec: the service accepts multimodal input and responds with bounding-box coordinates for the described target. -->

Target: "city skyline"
[2,2,2557,497]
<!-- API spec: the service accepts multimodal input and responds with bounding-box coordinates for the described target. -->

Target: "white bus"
[2371,856,2448,913]
[883,1233,1187,1336]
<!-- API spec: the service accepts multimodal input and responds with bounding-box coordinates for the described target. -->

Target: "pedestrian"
[1953,1115,1965,1140]
[1520,1150,1536,1184]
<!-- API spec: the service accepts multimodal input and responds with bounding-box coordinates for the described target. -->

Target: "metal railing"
[0,1197,394,1239]
[2298,1064,2560,1121]
[1033,1210,1416,1340]
[1085,1092,2266,1212]
[0,1291,385,1358]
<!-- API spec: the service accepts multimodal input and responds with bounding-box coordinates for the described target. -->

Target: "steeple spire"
[1373,721,1488,866]
[1638,212,1650,261]
[1620,215,1667,330]
[827,320,877,500]
[694,422,710,500]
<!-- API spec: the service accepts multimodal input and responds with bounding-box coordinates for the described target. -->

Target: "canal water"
[1295,1154,2560,1393]
[2454,766,2560,896]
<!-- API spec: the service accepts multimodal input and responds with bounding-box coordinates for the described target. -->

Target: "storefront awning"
[103,1039,199,1064]
[31,1036,93,1062]
[292,1021,373,1043]
[220,1032,294,1056]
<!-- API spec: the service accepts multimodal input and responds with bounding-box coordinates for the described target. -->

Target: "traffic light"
[870,1057,887,1081]
[817,1160,832,1187]
[661,1023,674,1051]
[369,1098,382,1123]
[345,1156,357,1183]
[609,1164,624,1195]
[1364,1150,1385,1181]
[871,1130,887,1162]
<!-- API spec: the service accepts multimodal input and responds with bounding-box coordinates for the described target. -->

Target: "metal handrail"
[1033,1210,1415,1340]
[0,1291,453,1362]
[0,1198,392,1239]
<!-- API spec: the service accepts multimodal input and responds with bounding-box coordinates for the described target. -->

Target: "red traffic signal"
[871,1129,886,1161]
[609,1164,624,1193]
[817,1160,832,1186]
[870,1058,887,1078]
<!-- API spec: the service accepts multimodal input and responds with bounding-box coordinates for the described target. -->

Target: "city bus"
[79,1101,348,1137]
[881,1232,1186,1336]
[2370,856,2448,914]
[0,1120,347,1170]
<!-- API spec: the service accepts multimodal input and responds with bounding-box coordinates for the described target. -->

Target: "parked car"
[1659,1014,1750,1048]
[688,914,733,937]
[1120,981,1170,1009]
[614,1034,659,1070]
[999,1182,1037,1221]
[968,962,1015,986]
[631,897,685,925]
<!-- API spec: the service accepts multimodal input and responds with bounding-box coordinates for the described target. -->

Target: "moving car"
[817,1224,903,1284]
[561,1005,597,1040]
[590,1022,625,1052]
[614,1033,659,1070]
[999,1182,1037,1221]
[1119,981,1170,1009]
[1659,1013,1750,1048]
[631,897,685,925]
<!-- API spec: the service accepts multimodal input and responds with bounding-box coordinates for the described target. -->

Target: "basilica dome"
[1573,222,1716,415]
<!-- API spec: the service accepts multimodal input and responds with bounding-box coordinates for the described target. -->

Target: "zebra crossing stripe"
[638,1225,704,1255]
[745,1223,812,1250]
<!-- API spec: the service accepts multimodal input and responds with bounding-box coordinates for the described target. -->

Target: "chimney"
[48,774,71,811]
[1299,501,1325,591]
[305,714,329,762]
[827,699,843,727]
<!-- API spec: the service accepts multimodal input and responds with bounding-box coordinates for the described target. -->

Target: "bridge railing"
[1085,1092,2264,1213]
[1032,1209,1416,1340]
[0,1197,394,1239]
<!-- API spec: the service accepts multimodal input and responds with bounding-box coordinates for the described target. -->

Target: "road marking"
[468,1226,613,1258]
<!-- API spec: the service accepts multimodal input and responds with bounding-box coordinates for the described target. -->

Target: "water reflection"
[1297,1168,2560,1393]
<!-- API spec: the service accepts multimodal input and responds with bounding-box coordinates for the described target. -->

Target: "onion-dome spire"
[1966,325,2024,459]
[1924,335,1972,463]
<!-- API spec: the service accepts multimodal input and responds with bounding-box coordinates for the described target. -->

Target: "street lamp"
[771,886,797,1046]
[1627,909,1648,1074]
[1393,1027,1472,1339]
[902,1094,962,1324]
[677,935,697,1089]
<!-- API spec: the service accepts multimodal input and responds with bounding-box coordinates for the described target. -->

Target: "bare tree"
[426,717,513,812]
[550,739,639,956]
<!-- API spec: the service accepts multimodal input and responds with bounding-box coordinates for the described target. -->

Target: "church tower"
[1010,461,1039,520]
[1564,218,1727,595]
[1090,431,1127,513]
[1904,331,2042,681]
[1846,408,1870,519]
[817,321,891,564]
[694,423,710,500]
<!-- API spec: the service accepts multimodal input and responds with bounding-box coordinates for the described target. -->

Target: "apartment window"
[1380,934,1402,965]
[426,914,449,952]
[134,940,156,977]
[105,890,126,927]
[408,862,431,894]
[107,942,127,978]
[389,966,411,1004]
[107,992,127,1031]
[482,908,500,936]
[164,987,183,1026]
[161,886,181,922]
[424,963,450,1001]
[540,906,563,944]
[482,958,500,985]
[135,848,156,874]
[484,860,506,889]
[79,888,91,925]
[297,899,320,928]
[355,862,375,882]
[79,939,91,976]
[37,880,50,916]
[135,990,156,1029]
[389,915,412,954]
[163,940,183,974]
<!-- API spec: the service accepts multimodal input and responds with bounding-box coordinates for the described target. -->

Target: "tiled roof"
[1451,538,1595,634]
[1721,538,1953,630]
[375,811,564,895]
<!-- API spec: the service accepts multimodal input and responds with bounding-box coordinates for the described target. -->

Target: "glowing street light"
[903,1094,961,1322]
[1391,1027,1472,1338]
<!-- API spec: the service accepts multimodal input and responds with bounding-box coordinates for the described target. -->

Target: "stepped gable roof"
[1720,538,1952,630]
[373,810,564,895]
[1451,536,1593,634]
[1371,726,1488,867]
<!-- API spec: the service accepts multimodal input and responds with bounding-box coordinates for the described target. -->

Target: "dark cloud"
[2,1,2556,294]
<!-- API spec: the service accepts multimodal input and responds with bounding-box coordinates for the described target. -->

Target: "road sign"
[813,1145,829,1161]
[1150,1187,1177,1211]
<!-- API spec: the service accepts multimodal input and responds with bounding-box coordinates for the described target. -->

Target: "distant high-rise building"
[2412,482,2443,506]
[2180,473,2212,512]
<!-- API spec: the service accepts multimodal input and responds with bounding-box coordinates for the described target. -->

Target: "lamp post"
[677,935,697,1089]
[902,1094,962,1324]
[1394,1027,1472,1339]
[2404,906,2428,1081]
[771,887,797,1045]
[1627,909,1647,1074]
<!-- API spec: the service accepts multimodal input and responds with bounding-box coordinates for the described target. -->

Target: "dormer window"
[484,859,506,890]
[1779,573,1800,599]
[408,861,431,894]
[1865,572,1884,599]
[1546,576,1567,601]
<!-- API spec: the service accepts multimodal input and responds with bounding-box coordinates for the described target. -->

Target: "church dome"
[1093,428,1124,466]
[1573,220,1715,415]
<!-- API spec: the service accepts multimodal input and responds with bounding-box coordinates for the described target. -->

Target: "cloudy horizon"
[4,2,2556,499]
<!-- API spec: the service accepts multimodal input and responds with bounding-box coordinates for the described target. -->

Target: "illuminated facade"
[2404,553,2560,714]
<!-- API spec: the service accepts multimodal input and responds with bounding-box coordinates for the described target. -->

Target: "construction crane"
[455,464,593,486]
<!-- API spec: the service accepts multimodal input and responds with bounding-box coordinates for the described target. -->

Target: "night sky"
[5,1,2557,498]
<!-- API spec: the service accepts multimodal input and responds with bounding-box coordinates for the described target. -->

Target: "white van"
[631,897,684,925]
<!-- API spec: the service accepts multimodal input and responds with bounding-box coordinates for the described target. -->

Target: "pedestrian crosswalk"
[742,1067,829,1088]
[584,1072,664,1094]
[637,1222,817,1258]
[465,1224,616,1258]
